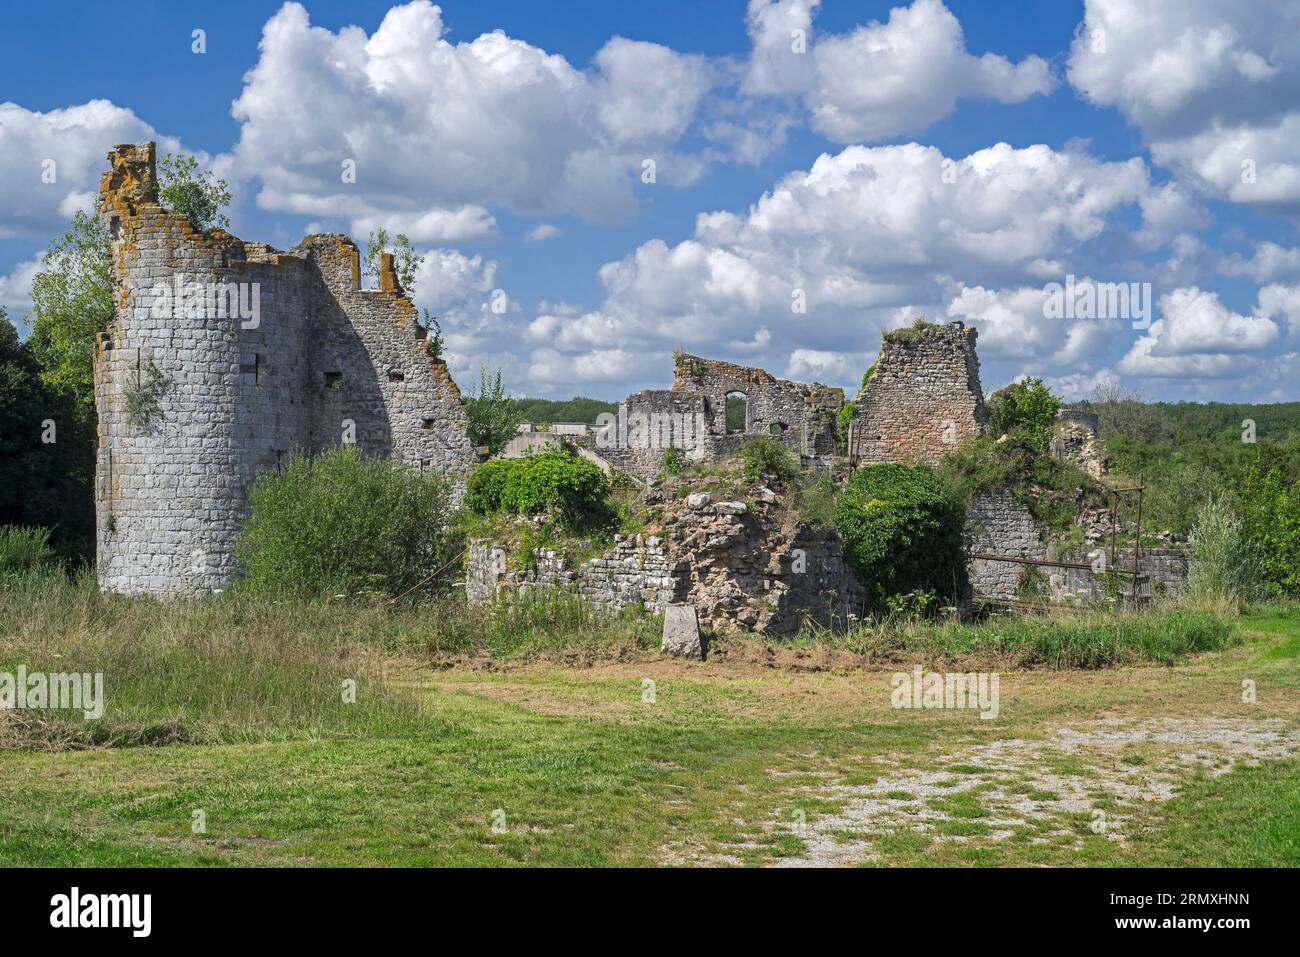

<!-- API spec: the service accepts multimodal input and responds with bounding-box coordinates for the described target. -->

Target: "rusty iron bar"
[1132,482,1144,601]
[969,552,1148,578]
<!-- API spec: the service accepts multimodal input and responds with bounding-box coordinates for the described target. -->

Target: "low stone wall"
[466,534,675,612]
[466,489,865,635]
[1051,546,1191,603]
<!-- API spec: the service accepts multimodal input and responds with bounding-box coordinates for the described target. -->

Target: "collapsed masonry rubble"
[94,143,476,596]
[466,480,864,636]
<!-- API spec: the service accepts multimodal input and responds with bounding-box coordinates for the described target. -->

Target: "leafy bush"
[465,365,523,455]
[837,401,856,453]
[661,445,685,477]
[235,446,458,599]
[985,378,1060,450]
[936,431,1106,532]
[1232,449,1300,595]
[738,438,798,484]
[1188,495,1265,604]
[0,525,57,584]
[466,448,611,529]
[833,463,967,613]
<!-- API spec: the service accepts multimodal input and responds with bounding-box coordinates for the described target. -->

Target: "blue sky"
[2,0,1298,403]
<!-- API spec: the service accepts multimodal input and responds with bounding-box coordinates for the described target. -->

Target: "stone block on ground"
[661,604,704,659]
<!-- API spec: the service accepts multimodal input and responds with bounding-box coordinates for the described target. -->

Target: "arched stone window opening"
[725,391,748,433]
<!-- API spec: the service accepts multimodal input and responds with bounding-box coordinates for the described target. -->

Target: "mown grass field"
[1,582,1297,867]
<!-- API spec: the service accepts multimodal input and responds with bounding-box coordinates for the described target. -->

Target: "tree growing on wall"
[27,154,231,421]
[364,228,423,294]
[158,153,232,233]
[985,377,1060,450]
[465,364,523,455]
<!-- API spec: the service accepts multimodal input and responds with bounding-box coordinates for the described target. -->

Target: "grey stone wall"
[589,356,844,483]
[94,142,476,596]
[848,321,986,466]
[466,534,675,613]
[1051,547,1190,603]
[592,390,710,481]
[467,488,865,636]
[672,352,844,458]
[965,488,1044,599]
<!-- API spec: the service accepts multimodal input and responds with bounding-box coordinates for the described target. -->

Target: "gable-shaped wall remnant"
[847,320,986,467]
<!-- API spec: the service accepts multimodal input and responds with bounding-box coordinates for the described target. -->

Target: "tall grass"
[0,525,57,585]
[784,601,1240,668]
[0,575,431,749]
[0,572,1242,752]
[0,577,656,750]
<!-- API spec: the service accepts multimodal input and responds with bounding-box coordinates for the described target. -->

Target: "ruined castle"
[94,143,476,596]
[93,143,1179,614]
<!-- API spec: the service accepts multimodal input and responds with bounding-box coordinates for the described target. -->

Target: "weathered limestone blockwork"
[672,353,844,459]
[965,488,1044,599]
[465,535,676,612]
[94,143,476,596]
[848,321,987,466]
[1049,409,1109,479]
[584,355,844,483]
[467,491,865,636]
[1052,547,1190,603]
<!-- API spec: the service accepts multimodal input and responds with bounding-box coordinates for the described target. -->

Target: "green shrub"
[0,525,57,584]
[464,457,516,513]
[985,378,1060,449]
[738,438,798,484]
[1188,495,1265,604]
[936,431,1106,532]
[235,446,459,599]
[833,463,967,613]
[661,445,685,477]
[466,449,611,529]
[837,401,856,453]
[798,472,838,527]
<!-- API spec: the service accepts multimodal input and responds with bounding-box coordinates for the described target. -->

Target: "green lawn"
[1,602,1298,867]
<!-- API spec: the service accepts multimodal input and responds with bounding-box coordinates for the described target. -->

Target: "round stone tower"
[94,143,313,595]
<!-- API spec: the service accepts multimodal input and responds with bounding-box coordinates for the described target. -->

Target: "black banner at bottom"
[0,866,1278,943]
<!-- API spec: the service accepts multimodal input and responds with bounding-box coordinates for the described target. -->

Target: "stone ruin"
[466,484,865,636]
[94,143,477,596]
[589,352,844,482]
[91,143,1184,614]
[848,320,987,467]
[1050,409,1109,479]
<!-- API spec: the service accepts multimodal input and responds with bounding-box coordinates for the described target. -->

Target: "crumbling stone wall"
[467,488,864,635]
[94,142,476,596]
[1052,546,1190,603]
[672,353,844,459]
[965,488,1044,599]
[848,321,986,466]
[1049,409,1109,479]
[466,535,675,612]
[592,389,709,480]
[587,355,843,483]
